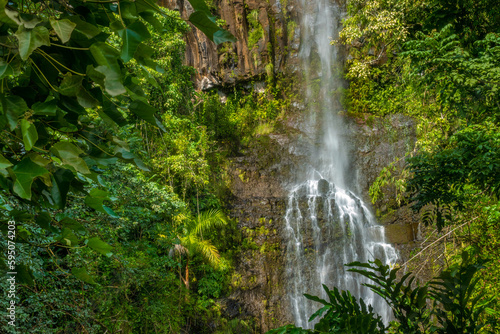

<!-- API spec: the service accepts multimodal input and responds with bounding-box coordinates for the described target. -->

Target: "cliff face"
[160,0,300,89]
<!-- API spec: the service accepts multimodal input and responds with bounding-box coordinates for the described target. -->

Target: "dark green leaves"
[14,25,50,60]
[12,157,49,200]
[87,237,113,257]
[85,188,119,217]
[1,95,28,131]
[186,0,236,44]
[118,21,151,62]
[71,267,96,285]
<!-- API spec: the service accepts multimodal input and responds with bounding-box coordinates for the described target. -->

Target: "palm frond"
[193,209,228,237]
[192,236,221,268]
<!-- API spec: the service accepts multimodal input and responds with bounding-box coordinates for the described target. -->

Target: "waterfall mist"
[284,0,398,328]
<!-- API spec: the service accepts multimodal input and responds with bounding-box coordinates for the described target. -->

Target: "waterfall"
[284,0,398,328]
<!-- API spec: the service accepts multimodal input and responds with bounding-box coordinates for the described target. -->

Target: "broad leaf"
[71,267,96,285]
[12,157,49,200]
[213,29,237,44]
[129,100,165,131]
[1,95,28,130]
[118,20,151,62]
[85,188,118,217]
[32,99,57,116]
[16,263,34,285]
[0,153,12,169]
[58,74,83,96]
[51,168,74,209]
[50,18,76,43]
[87,237,113,256]
[94,65,126,96]
[51,141,91,175]
[15,25,51,60]
[189,11,218,41]
[21,119,38,151]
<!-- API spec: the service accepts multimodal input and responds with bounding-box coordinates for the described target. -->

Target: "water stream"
[284,0,398,328]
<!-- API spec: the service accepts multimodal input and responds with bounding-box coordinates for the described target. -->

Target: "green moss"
[247,9,264,50]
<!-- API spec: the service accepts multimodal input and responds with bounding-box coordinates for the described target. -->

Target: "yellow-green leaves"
[14,25,50,60]
[21,119,38,151]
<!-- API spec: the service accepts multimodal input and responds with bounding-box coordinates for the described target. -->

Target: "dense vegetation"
[0,0,286,333]
[1,0,499,333]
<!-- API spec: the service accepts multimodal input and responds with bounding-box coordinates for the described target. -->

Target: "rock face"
[159,0,301,89]
[223,112,427,332]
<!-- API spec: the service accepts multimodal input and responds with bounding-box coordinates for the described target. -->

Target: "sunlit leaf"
[50,18,76,43]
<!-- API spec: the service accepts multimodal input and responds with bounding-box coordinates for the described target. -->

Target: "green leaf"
[35,212,52,231]
[58,74,83,96]
[1,95,28,130]
[51,168,74,209]
[50,18,76,44]
[0,0,17,27]
[76,87,99,108]
[0,57,13,79]
[90,42,121,72]
[118,20,151,62]
[20,119,38,151]
[32,99,57,116]
[87,237,113,256]
[60,217,86,233]
[188,11,218,41]
[101,97,127,126]
[0,153,12,169]
[12,157,49,200]
[16,263,34,285]
[213,29,237,44]
[15,25,50,60]
[59,227,80,246]
[71,267,96,285]
[129,100,165,131]
[139,11,163,31]
[51,141,91,175]
[85,188,118,217]
[67,16,101,39]
[187,0,212,15]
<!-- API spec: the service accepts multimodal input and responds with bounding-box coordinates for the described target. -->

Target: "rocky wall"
[159,0,301,90]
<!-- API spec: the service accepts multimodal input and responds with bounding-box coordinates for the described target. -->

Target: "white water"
[284,0,398,328]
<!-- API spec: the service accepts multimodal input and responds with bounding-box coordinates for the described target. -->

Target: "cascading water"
[284,0,398,328]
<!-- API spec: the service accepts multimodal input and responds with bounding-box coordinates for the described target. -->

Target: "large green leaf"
[67,16,101,40]
[16,263,34,285]
[51,168,74,209]
[94,65,126,96]
[51,141,91,175]
[87,237,113,256]
[15,25,50,60]
[32,99,57,116]
[50,18,76,44]
[89,42,121,72]
[71,267,96,285]
[1,95,28,130]
[187,0,212,16]
[12,157,49,200]
[85,188,119,217]
[188,11,218,41]
[58,74,83,96]
[0,153,12,169]
[118,20,151,62]
[129,100,165,131]
[21,119,38,151]
[213,29,237,44]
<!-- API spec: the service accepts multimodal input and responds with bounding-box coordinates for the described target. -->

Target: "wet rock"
[317,179,330,196]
